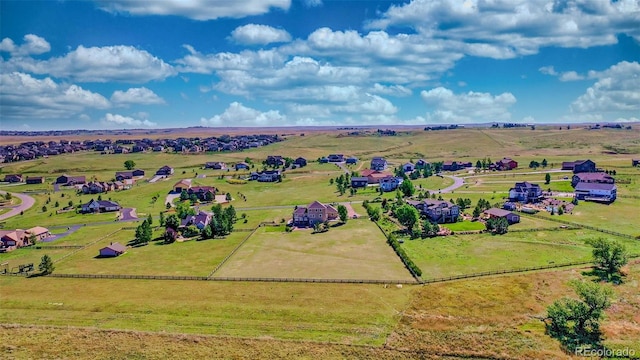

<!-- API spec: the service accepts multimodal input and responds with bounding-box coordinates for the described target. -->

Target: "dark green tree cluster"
[422,220,439,238]
[362,200,381,221]
[455,198,472,210]
[485,216,509,234]
[334,173,350,195]
[202,204,237,239]
[135,219,153,244]
[588,238,628,283]
[38,254,55,275]
[394,204,420,234]
[337,204,348,223]
[387,234,422,277]
[399,179,415,197]
[472,198,492,218]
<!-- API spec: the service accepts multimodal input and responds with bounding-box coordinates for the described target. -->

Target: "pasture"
[215,219,414,281]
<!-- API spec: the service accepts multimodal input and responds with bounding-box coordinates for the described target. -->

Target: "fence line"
[206,226,259,278]
[53,229,124,264]
[521,213,636,240]
[372,219,422,282]
[24,245,84,250]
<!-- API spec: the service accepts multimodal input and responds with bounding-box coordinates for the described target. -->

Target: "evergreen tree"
[38,254,55,275]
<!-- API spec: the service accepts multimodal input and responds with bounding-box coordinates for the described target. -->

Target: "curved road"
[0,191,36,221]
[434,174,465,194]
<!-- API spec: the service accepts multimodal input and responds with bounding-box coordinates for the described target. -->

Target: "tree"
[225,192,232,201]
[159,212,165,226]
[180,189,189,201]
[395,205,420,232]
[147,213,153,226]
[28,233,37,246]
[486,217,508,234]
[202,225,213,239]
[166,202,172,209]
[54,201,59,207]
[472,205,482,219]
[545,281,613,349]
[42,205,47,212]
[337,204,348,223]
[176,201,194,219]
[135,220,152,244]
[422,220,438,238]
[165,214,180,230]
[204,191,214,202]
[39,254,55,275]
[124,160,136,170]
[588,238,628,282]
[545,173,551,185]
[399,179,415,197]
[475,160,482,169]
[541,159,548,168]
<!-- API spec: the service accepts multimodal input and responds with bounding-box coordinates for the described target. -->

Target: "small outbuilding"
[99,242,127,257]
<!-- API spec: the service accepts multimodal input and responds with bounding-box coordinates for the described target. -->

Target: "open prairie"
[1,127,639,359]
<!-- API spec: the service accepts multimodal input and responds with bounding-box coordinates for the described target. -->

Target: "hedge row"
[387,234,422,278]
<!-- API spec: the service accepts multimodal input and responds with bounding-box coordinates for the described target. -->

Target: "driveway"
[0,191,36,221]
[42,225,82,242]
[339,202,360,218]
[165,193,180,207]
[120,208,138,221]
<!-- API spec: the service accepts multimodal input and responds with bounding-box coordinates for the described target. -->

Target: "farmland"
[1,126,640,359]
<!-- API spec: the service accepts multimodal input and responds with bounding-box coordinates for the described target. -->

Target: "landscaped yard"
[215,219,415,281]
[442,220,485,232]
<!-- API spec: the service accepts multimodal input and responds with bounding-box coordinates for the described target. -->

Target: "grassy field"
[0,277,412,345]
[400,227,640,279]
[442,221,485,231]
[215,220,414,281]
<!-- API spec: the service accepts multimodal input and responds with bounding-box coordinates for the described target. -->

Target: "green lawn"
[215,219,414,281]
[442,221,485,231]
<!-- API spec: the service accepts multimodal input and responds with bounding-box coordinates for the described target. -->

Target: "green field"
[215,220,414,281]
[1,127,640,358]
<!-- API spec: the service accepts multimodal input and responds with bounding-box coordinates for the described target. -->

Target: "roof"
[513,181,541,189]
[174,179,192,187]
[102,242,127,253]
[484,208,514,217]
[575,183,616,191]
[27,226,49,235]
[294,207,307,215]
[308,200,327,209]
[351,177,368,182]
[574,172,613,181]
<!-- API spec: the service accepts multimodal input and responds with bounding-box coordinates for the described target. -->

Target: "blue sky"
[1,0,639,130]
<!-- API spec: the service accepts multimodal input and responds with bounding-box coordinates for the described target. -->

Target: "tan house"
[0,226,50,252]
[173,179,192,193]
[292,201,338,226]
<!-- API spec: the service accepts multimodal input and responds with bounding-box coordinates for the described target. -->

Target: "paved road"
[42,225,82,242]
[433,174,465,194]
[0,191,36,221]
[461,169,570,179]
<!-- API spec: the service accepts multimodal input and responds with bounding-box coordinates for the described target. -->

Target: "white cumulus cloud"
[94,0,290,20]
[111,87,165,106]
[7,45,175,83]
[103,113,157,127]
[571,61,640,114]
[0,72,110,120]
[230,24,292,45]
[420,87,516,123]
[200,102,286,126]
[0,34,50,57]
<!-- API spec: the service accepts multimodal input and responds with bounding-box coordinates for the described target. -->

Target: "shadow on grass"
[581,268,625,285]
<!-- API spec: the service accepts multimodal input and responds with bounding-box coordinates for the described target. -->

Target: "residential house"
[574,183,617,203]
[351,177,369,188]
[235,162,250,170]
[370,157,388,171]
[250,170,281,182]
[361,169,394,184]
[80,199,121,213]
[346,157,358,164]
[187,186,216,201]
[402,162,415,172]
[0,226,49,251]
[571,172,615,187]
[442,161,472,171]
[205,162,227,170]
[27,226,51,241]
[484,208,520,224]
[561,160,596,173]
[180,211,213,229]
[99,242,127,257]
[318,157,329,163]
[509,182,543,203]
[55,174,86,185]
[407,199,460,224]
[495,158,518,170]
[633,159,640,167]
[503,202,517,211]
[266,155,285,167]
[292,201,339,226]
[3,174,23,183]
[26,176,45,184]
[327,154,344,162]
[379,177,403,192]
[114,170,143,180]
[155,165,174,176]
[173,179,192,193]
[415,159,429,169]
[82,181,114,194]
[294,157,307,167]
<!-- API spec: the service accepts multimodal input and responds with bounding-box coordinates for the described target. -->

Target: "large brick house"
[56,174,86,185]
[292,201,338,226]
[494,158,518,170]
[0,226,50,252]
[187,186,216,201]
[266,155,285,167]
[561,160,596,173]
[509,182,543,203]
[250,170,281,182]
[155,165,174,176]
[407,199,460,224]
[80,199,121,213]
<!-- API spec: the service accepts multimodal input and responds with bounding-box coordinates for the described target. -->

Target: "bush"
[226,179,247,185]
